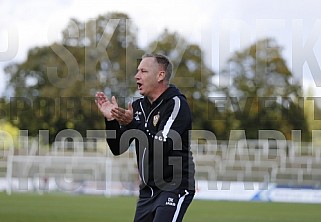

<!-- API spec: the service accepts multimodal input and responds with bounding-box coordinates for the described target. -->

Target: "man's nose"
[135,72,140,79]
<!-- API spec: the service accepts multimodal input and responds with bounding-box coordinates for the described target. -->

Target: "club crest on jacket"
[153,112,160,126]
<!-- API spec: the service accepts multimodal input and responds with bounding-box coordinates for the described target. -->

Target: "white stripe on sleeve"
[162,96,181,140]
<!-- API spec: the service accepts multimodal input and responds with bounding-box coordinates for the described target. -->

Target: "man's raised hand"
[111,102,133,126]
[95,92,118,121]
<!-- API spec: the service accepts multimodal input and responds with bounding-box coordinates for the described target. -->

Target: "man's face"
[135,57,159,97]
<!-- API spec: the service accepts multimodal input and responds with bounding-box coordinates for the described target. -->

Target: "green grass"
[0,192,321,222]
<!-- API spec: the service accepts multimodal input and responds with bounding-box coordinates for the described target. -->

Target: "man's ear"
[158,71,166,82]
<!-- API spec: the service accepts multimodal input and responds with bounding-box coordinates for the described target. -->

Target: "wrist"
[106,117,115,121]
[126,119,138,129]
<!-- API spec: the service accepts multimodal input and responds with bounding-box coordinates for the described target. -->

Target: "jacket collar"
[143,84,182,108]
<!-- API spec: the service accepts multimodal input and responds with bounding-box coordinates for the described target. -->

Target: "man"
[95,53,195,222]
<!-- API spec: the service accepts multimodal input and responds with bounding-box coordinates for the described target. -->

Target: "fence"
[1,137,321,202]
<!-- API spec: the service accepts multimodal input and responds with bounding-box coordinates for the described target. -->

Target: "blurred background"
[1,0,321,220]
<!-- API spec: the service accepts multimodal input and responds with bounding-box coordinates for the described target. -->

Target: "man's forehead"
[138,57,156,68]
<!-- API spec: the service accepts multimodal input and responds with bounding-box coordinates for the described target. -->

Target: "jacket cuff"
[125,119,140,129]
[104,118,119,130]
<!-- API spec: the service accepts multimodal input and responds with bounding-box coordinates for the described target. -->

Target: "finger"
[96,97,106,106]
[95,94,102,106]
[95,92,106,103]
[113,104,127,112]
[111,108,123,118]
[128,102,133,112]
[96,92,104,99]
[95,92,101,102]
[114,107,126,114]
[111,96,118,107]
[110,110,119,120]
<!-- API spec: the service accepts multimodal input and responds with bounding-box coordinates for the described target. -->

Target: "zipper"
[141,147,154,197]
[139,100,163,197]
[140,100,163,128]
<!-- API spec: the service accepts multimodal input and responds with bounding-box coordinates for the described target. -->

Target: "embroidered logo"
[153,112,160,126]
[165,197,176,207]
[135,111,141,121]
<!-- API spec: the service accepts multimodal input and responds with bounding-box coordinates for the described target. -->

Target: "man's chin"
[138,89,145,95]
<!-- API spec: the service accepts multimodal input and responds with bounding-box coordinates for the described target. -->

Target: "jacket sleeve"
[105,119,124,155]
[105,118,142,155]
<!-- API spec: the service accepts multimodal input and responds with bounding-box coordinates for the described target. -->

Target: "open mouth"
[137,83,142,90]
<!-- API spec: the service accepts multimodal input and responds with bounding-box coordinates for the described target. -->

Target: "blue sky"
[1,0,321,96]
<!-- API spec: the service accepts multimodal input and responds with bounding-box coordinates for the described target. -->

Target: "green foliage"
[304,88,321,145]
[146,29,218,133]
[219,38,310,140]
[147,29,214,97]
[2,13,311,142]
[3,15,217,142]
[4,12,142,143]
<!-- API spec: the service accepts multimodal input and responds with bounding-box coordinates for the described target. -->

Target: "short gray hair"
[142,53,173,81]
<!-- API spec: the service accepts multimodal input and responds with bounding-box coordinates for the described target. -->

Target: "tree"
[145,30,218,132]
[4,12,141,143]
[219,38,309,140]
[304,88,321,145]
[60,12,140,98]
[4,13,220,144]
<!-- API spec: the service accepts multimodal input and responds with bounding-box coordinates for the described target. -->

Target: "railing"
[1,138,321,195]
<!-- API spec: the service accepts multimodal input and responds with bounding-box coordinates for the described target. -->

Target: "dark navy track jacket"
[105,85,195,197]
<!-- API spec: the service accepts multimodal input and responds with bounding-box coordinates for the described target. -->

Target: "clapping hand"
[95,92,133,125]
[95,92,118,121]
